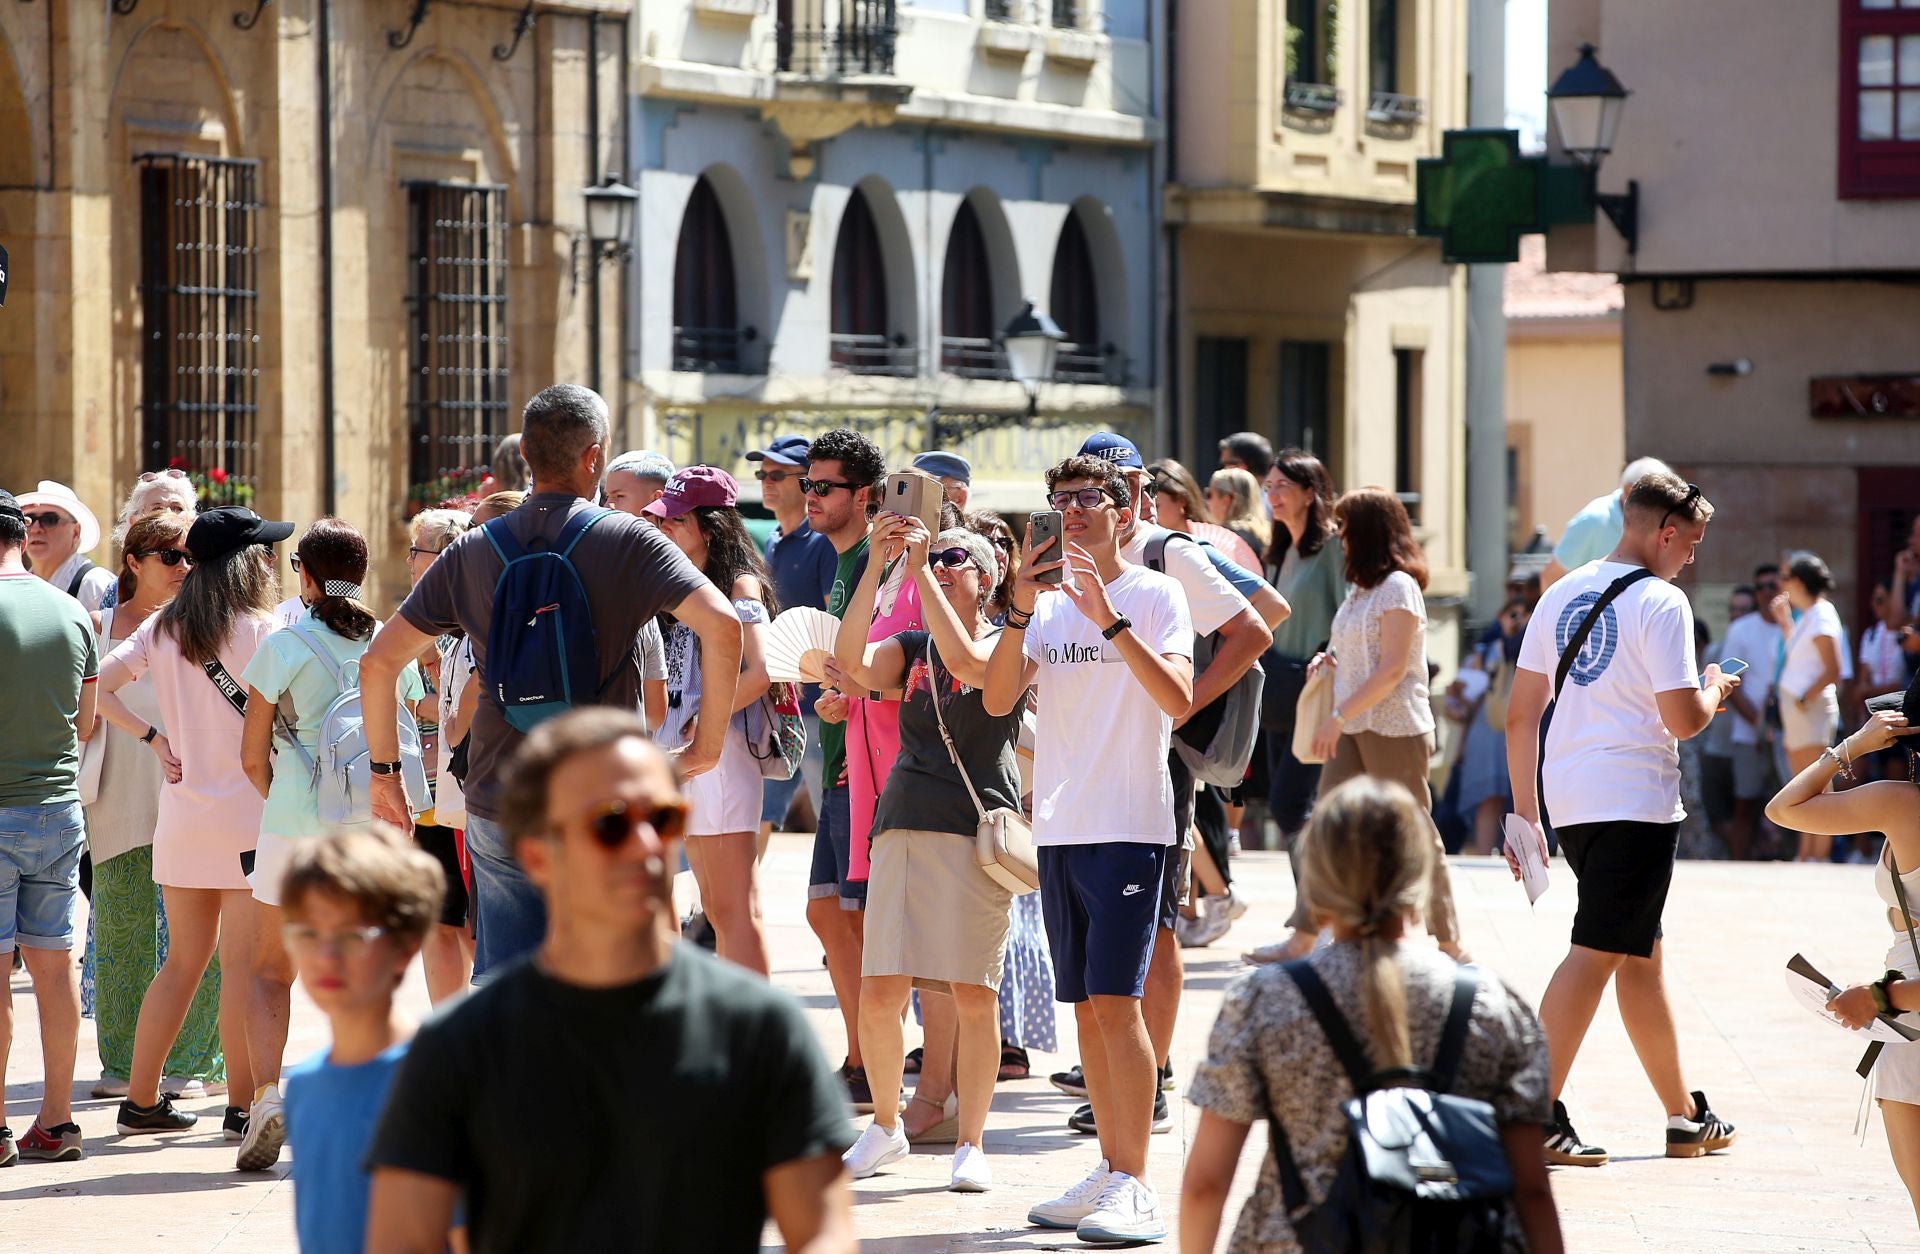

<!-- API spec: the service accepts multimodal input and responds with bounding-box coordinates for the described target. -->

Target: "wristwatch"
[368,760,404,776]
[141,725,159,744]
[1874,972,1902,1016]
[1101,615,1132,641]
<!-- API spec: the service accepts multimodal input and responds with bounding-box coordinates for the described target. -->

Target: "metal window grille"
[778,0,898,75]
[405,182,510,491]
[137,153,262,492]
[1051,0,1078,28]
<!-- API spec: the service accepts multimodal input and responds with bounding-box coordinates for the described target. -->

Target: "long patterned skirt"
[83,846,224,1082]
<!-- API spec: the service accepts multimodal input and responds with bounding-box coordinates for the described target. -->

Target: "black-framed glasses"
[799,478,857,497]
[137,548,193,567]
[407,546,443,559]
[558,798,688,850]
[1047,488,1115,511]
[754,469,796,483]
[929,547,975,570]
[1658,483,1702,533]
[24,511,70,530]
[290,554,303,572]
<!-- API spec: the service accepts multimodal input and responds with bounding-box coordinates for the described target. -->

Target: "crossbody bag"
[926,637,1039,896]
[1536,568,1656,846]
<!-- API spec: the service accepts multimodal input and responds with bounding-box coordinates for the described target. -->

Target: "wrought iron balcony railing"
[777,0,899,76]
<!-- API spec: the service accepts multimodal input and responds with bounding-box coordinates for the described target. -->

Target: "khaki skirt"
[863,827,1014,991]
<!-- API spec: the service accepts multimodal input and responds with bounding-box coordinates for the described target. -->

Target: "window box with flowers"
[167,458,255,509]
[405,466,491,520]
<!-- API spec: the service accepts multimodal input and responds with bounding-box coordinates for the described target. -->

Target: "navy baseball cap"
[912,451,972,485]
[746,434,812,467]
[1077,432,1145,471]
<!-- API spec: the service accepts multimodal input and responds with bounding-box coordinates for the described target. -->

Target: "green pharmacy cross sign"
[1414,128,1547,264]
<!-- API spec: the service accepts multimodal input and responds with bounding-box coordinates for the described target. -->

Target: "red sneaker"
[19,1121,83,1162]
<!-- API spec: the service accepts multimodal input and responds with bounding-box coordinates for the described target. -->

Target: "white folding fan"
[763,606,841,684]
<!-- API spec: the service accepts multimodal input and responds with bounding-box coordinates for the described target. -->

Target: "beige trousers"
[1311,730,1461,945]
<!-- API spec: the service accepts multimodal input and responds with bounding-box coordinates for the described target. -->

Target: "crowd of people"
[4,380,1920,1251]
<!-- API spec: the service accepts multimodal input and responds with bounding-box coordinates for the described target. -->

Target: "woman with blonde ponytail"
[1179,777,1564,1253]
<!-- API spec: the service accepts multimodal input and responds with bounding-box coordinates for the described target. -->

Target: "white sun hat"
[15,481,103,553]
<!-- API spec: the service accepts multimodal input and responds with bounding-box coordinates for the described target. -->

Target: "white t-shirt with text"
[1516,561,1697,827]
[1023,564,1192,847]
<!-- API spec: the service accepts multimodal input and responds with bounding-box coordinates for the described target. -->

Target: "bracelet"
[1004,605,1033,630]
[141,725,159,744]
[1824,745,1856,781]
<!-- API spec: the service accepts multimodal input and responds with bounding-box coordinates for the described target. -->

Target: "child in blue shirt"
[278,825,459,1253]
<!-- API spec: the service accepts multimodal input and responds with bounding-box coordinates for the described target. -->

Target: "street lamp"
[583,173,640,260]
[1001,301,1064,417]
[1547,43,1638,254]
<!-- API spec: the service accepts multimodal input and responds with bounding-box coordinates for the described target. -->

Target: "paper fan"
[764,607,840,684]
[1189,522,1262,573]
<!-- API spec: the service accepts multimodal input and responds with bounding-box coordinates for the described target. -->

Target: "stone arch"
[843,174,919,348]
[363,48,523,219]
[689,162,771,351]
[1059,195,1128,357]
[941,186,1021,341]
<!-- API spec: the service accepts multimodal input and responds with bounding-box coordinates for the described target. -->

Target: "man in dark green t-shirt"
[0,489,99,1165]
[366,708,854,1253]
[799,429,881,1111]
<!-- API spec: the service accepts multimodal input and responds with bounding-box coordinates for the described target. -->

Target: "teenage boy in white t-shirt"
[1505,472,1742,1170]
[984,455,1193,1246]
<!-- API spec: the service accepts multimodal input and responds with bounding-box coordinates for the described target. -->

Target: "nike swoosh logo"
[1122,885,1145,896]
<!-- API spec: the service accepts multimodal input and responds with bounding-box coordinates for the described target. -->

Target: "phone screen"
[1719,658,1749,677]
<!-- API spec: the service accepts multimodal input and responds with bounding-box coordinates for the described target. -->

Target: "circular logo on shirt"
[1555,592,1620,688]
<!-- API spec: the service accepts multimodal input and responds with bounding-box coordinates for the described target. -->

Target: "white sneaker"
[90,1074,130,1099]
[1027,1158,1112,1229]
[162,1077,217,1100]
[842,1120,909,1179]
[236,1084,286,1172]
[1076,1171,1167,1245]
[949,1141,992,1192]
[1211,887,1250,923]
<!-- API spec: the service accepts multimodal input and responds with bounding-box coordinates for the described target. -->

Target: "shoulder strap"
[556,507,613,557]
[1889,847,1920,976]
[481,513,527,565]
[201,657,251,719]
[1553,568,1657,700]
[286,618,355,692]
[1249,1031,1315,1217]
[1282,960,1376,1091]
[66,560,95,599]
[1429,968,1481,1091]
[926,636,991,822]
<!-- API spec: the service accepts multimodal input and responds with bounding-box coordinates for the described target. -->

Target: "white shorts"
[1876,937,1920,1105]
[1778,688,1840,751]
[248,831,304,907]
[682,723,765,836]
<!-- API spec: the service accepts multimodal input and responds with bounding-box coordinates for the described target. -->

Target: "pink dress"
[846,561,924,883]
[102,614,278,889]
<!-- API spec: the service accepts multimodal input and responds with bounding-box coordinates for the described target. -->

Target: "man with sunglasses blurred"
[984,455,1193,1245]
[367,708,856,1253]
[14,480,115,611]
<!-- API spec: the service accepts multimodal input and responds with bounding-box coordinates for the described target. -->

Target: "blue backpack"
[482,507,627,732]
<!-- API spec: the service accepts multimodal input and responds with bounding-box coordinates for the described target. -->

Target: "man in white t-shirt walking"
[984,454,1193,1245]
[1719,564,1782,859]
[1506,472,1741,1169]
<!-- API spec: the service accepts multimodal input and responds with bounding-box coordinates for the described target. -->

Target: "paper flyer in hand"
[1785,953,1919,1044]
[1502,813,1550,906]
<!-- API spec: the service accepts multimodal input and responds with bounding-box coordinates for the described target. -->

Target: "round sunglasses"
[928,547,978,571]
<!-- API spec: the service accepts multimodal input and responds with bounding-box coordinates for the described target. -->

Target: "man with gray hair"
[1541,456,1678,587]
[360,384,745,981]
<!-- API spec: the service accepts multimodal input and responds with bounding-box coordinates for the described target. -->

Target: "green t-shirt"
[0,573,99,807]
[819,537,870,787]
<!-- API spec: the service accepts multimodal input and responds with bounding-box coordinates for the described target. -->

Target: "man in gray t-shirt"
[362,385,742,979]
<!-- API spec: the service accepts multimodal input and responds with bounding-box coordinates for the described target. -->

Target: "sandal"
[905,1092,959,1144]
[997,1046,1030,1081]
[903,1047,923,1076]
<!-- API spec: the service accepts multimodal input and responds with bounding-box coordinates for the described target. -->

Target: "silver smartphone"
[1028,510,1064,586]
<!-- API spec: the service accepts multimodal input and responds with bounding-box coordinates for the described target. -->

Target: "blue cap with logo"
[1077,431,1144,471]
[746,433,813,467]
[912,451,972,485]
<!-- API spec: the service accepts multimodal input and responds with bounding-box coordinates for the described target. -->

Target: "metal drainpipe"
[588,13,602,396]
[318,0,337,513]
[1162,0,1181,460]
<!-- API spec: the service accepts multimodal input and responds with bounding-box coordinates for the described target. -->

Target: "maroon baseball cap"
[643,465,739,518]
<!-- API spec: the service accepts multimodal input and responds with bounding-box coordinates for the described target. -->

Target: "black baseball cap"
[187,507,295,562]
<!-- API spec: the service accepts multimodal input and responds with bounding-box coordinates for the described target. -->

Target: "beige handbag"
[929,639,1039,896]
[1291,658,1337,765]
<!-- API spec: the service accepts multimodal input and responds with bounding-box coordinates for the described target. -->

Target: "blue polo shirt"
[766,522,838,707]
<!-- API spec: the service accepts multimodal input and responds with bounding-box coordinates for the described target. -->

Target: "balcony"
[1280,81,1342,132]
[939,336,1011,381]
[831,332,915,377]
[1053,342,1127,386]
[777,0,898,77]
[672,325,762,375]
[1365,91,1424,137]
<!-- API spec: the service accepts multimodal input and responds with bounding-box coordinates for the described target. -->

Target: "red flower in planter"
[209,467,229,485]
[168,457,188,470]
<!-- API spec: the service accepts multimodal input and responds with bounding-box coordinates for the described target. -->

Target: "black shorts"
[1558,820,1679,958]
[414,824,470,928]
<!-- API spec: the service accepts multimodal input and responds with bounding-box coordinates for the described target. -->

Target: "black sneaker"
[0,1127,16,1168]
[1543,1099,1608,1166]
[1159,1059,1176,1093]
[1666,1090,1735,1158]
[842,1065,875,1115]
[1049,1063,1088,1098]
[116,1096,199,1136]
[223,1106,249,1142]
[1066,1094,1173,1136]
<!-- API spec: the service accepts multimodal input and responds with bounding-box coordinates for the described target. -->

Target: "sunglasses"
[754,470,796,483]
[1658,483,1702,533]
[138,469,189,483]
[561,798,689,850]
[929,547,977,571]
[290,553,303,572]
[798,478,857,497]
[137,548,193,567]
[987,534,1014,552]
[281,923,387,958]
[24,511,71,530]
[407,546,443,559]
[1047,488,1116,511]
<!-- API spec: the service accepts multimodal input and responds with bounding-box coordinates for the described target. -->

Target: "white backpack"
[280,620,431,826]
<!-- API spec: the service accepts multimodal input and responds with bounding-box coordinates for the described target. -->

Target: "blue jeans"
[465,813,546,982]
[0,801,86,951]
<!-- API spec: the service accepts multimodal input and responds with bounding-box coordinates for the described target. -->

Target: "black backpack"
[1255,961,1514,1254]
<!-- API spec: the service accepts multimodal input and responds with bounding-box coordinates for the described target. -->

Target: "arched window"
[1050,210,1103,382]
[830,188,902,374]
[940,199,997,376]
[672,176,740,372]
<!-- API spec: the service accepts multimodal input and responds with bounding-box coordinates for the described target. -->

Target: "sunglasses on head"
[138,548,193,567]
[563,798,688,850]
[1047,487,1115,511]
[138,469,189,484]
[928,547,977,571]
[798,478,857,497]
[1658,483,1702,533]
[24,511,70,530]
[754,469,796,483]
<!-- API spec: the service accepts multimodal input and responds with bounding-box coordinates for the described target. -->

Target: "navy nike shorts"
[1038,843,1169,1002]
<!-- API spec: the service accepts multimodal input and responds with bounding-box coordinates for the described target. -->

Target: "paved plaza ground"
[5,837,1919,1251]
